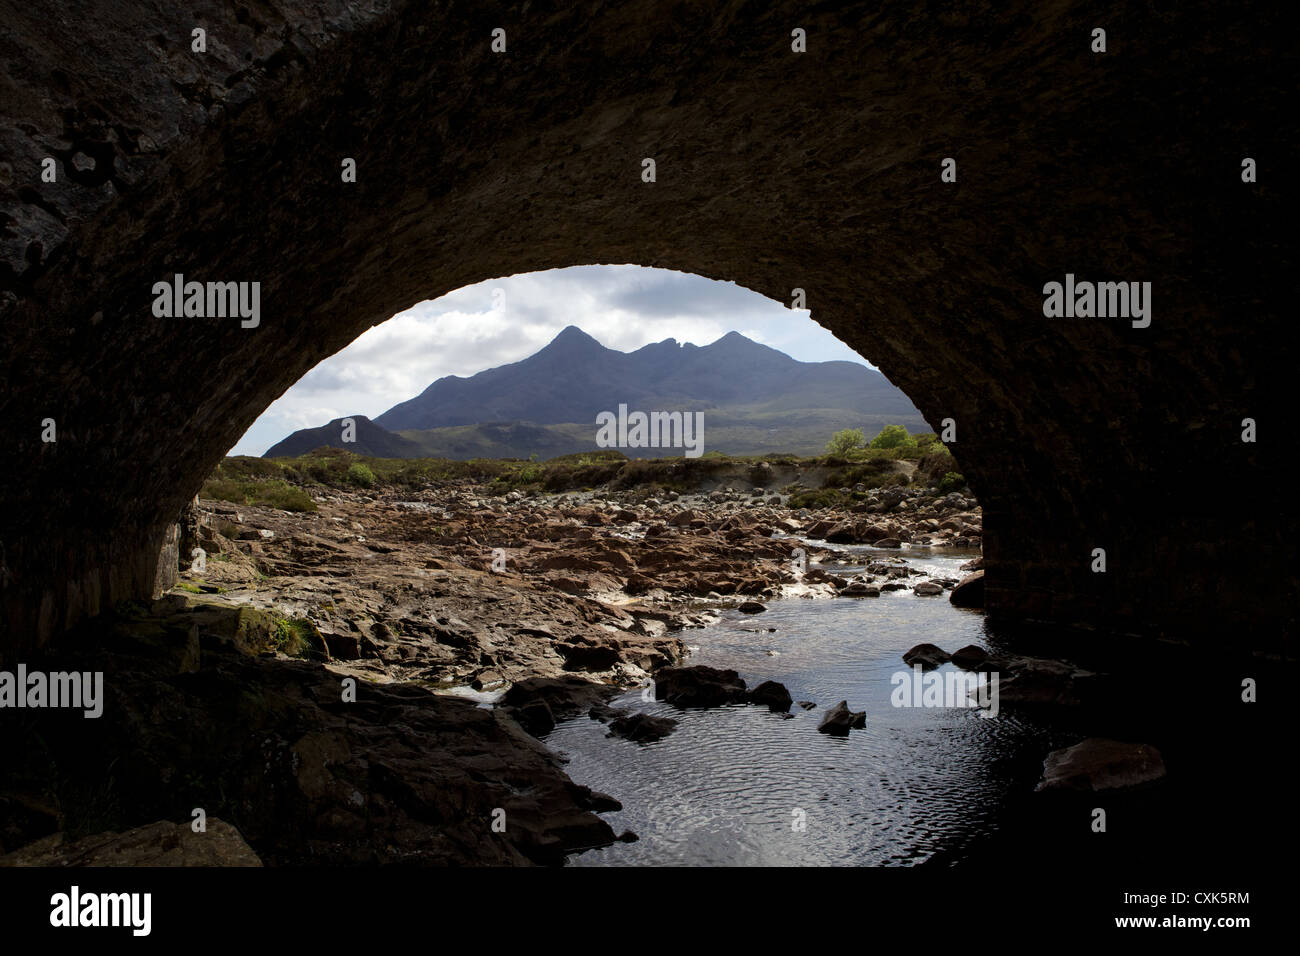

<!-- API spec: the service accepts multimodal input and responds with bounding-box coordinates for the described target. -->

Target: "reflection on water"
[552,547,1074,866]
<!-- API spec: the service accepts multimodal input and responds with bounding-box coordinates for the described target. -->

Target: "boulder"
[902,643,951,668]
[606,712,679,743]
[841,581,880,597]
[913,581,944,596]
[950,644,989,670]
[949,570,985,608]
[500,676,618,732]
[746,680,793,713]
[654,665,748,708]
[872,538,902,548]
[825,522,858,543]
[737,601,767,614]
[817,700,866,735]
[1035,738,1166,792]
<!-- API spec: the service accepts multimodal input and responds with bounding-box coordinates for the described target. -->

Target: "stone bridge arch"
[0,1,1292,654]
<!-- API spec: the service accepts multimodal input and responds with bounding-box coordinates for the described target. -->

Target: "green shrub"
[346,463,376,488]
[869,424,911,450]
[826,428,865,456]
[787,487,844,510]
[937,471,967,494]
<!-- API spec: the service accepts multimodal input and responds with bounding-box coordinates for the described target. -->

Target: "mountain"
[263,415,423,458]
[373,326,921,430]
[265,328,928,459]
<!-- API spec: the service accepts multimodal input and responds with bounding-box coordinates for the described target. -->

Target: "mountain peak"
[549,325,602,347]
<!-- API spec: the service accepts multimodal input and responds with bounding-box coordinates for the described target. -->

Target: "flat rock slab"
[1035,738,1166,792]
[1,819,262,867]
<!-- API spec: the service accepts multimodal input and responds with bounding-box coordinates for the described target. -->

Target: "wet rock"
[588,702,630,723]
[578,789,623,812]
[796,700,816,710]
[902,643,951,668]
[737,601,767,614]
[654,665,748,708]
[500,676,619,731]
[746,680,793,713]
[511,698,556,736]
[913,581,944,596]
[950,644,989,670]
[949,570,985,608]
[873,538,902,548]
[840,581,880,597]
[1035,738,1166,792]
[606,712,678,743]
[817,700,866,736]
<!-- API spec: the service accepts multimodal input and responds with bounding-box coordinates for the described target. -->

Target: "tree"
[826,428,865,456]
[869,424,911,450]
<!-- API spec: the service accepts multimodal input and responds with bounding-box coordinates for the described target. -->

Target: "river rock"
[950,644,989,669]
[500,675,619,734]
[817,700,866,735]
[1035,738,1166,792]
[841,581,880,597]
[654,665,748,708]
[913,581,944,596]
[607,712,678,743]
[737,601,767,614]
[949,570,985,608]
[902,643,951,668]
[746,680,793,713]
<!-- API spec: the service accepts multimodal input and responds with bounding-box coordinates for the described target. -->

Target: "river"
[545,545,1077,866]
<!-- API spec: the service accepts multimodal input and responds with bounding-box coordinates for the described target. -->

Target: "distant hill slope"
[263,416,424,458]
[266,327,928,459]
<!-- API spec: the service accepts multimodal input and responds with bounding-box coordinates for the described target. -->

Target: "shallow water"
[552,546,1075,866]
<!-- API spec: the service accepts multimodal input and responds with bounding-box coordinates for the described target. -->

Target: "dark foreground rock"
[654,665,748,708]
[606,713,679,743]
[817,700,867,736]
[0,598,622,866]
[746,680,793,713]
[0,819,262,867]
[1035,738,1167,792]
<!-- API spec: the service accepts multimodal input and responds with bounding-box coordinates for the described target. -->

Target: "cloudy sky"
[229,265,872,456]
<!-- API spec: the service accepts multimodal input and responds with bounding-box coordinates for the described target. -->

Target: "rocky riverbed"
[2,476,994,866]
[181,479,986,691]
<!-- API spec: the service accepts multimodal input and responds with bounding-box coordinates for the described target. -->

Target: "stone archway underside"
[0,0,1292,655]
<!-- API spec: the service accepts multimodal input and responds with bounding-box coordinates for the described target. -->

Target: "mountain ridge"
[265,327,927,459]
